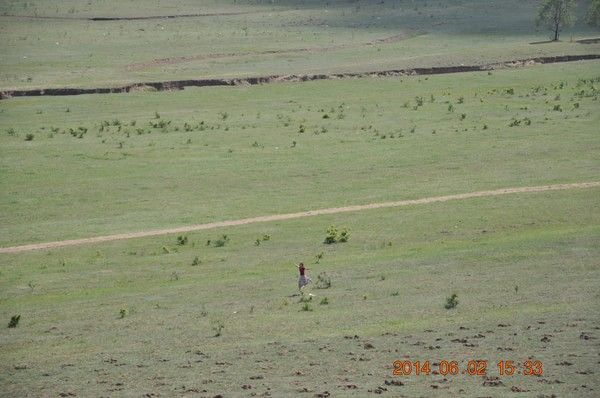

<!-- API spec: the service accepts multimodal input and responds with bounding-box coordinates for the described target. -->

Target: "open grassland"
[1,0,599,90]
[1,62,599,247]
[1,59,599,396]
[1,188,599,397]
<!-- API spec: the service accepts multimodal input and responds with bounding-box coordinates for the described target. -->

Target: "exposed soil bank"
[2,54,599,100]
[1,11,256,21]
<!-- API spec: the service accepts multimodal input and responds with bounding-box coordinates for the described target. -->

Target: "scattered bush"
[213,235,230,247]
[176,235,188,245]
[212,319,224,336]
[24,133,34,141]
[314,252,324,264]
[316,272,331,289]
[8,315,20,328]
[444,293,459,309]
[324,225,349,244]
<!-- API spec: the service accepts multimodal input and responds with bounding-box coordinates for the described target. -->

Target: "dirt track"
[2,54,599,100]
[125,32,421,71]
[1,182,598,255]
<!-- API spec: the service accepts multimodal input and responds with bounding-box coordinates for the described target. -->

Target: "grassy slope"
[1,62,599,246]
[0,188,598,396]
[1,0,599,89]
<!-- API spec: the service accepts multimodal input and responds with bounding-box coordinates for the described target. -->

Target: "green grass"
[1,61,598,246]
[1,188,598,396]
[1,3,599,395]
[1,0,599,90]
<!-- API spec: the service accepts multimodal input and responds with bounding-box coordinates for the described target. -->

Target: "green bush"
[8,315,20,328]
[316,272,331,289]
[324,225,349,244]
[444,293,459,309]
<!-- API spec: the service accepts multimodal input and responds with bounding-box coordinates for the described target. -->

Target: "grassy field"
[1,60,599,396]
[1,62,599,246]
[1,0,599,90]
[1,0,600,397]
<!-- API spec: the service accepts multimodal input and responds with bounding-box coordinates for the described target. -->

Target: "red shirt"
[299,265,305,276]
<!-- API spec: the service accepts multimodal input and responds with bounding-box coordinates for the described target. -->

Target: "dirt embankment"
[1,54,599,100]
[1,11,257,21]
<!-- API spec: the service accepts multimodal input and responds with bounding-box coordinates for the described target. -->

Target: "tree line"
[536,0,600,41]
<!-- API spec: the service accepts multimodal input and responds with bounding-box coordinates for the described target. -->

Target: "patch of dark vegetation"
[8,314,20,328]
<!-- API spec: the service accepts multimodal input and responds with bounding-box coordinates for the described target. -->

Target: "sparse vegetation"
[444,293,459,309]
[8,315,21,328]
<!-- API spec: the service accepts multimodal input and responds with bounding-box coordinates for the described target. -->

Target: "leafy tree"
[535,0,576,41]
[588,0,600,27]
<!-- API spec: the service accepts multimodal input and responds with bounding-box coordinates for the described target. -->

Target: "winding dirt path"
[1,182,598,255]
[125,32,421,71]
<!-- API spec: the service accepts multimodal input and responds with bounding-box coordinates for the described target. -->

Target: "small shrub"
[316,272,331,289]
[324,225,338,244]
[262,234,270,241]
[119,308,127,318]
[212,320,224,336]
[319,297,329,305]
[338,228,349,242]
[191,256,200,266]
[7,128,16,136]
[552,104,562,112]
[213,235,230,247]
[24,133,34,141]
[444,293,459,309]
[460,113,466,120]
[314,252,324,264]
[219,112,228,120]
[301,302,313,311]
[447,104,454,112]
[391,292,399,296]
[176,235,188,245]
[8,315,20,328]
[457,96,465,104]
[415,96,424,107]
[505,88,514,95]
[254,238,261,246]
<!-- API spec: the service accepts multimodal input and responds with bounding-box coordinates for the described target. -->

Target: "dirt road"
[1,182,598,255]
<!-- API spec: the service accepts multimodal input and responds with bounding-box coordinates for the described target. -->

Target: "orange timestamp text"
[392,360,543,377]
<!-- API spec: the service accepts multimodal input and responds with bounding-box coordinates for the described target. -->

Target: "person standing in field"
[297,262,311,290]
